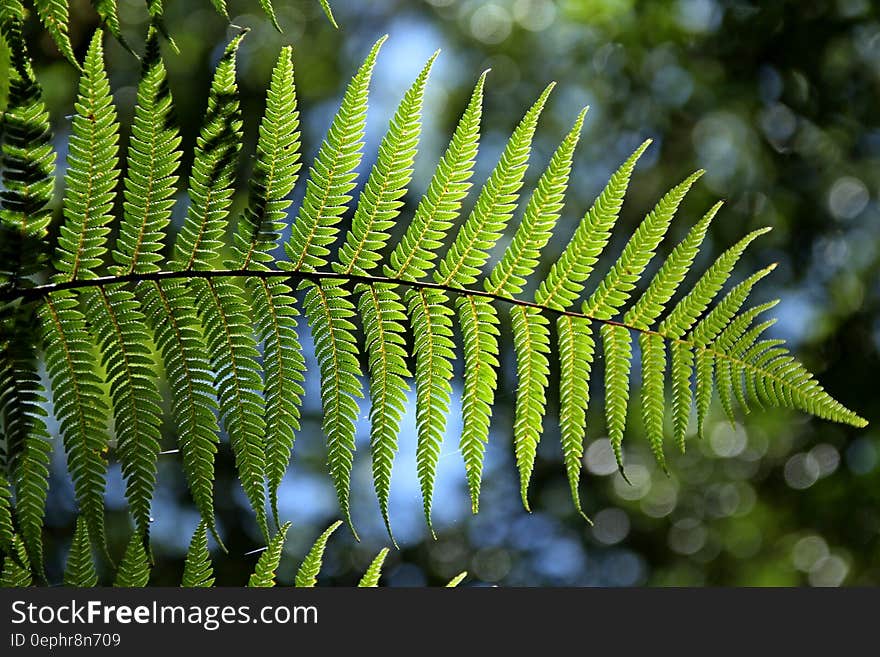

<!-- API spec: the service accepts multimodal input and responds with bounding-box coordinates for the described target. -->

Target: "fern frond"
[54,30,118,282]
[511,306,551,509]
[91,0,123,42]
[172,33,269,539]
[358,548,389,587]
[114,532,150,586]
[0,534,31,587]
[85,285,161,543]
[624,201,721,330]
[248,521,290,587]
[64,517,97,587]
[456,294,499,513]
[303,283,362,535]
[284,35,385,272]
[602,323,632,473]
[140,281,221,544]
[669,340,693,451]
[229,47,304,526]
[639,332,667,470]
[446,571,467,587]
[385,70,487,282]
[487,107,588,297]
[0,23,56,282]
[408,288,455,533]
[659,227,772,338]
[182,521,215,587]
[295,520,341,587]
[358,284,410,538]
[435,82,554,288]
[1,307,52,575]
[534,140,651,310]
[40,294,109,557]
[319,0,338,28]
[557,315,594,517]
[337,52,435,277]
[0,475,12,558]
[114,30,181,277]
[34,0,79,68]
[583,170,703,319]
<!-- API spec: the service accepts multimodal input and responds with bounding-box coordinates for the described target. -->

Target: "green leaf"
[114,532,150,587]
[34,0,79,68]
[182,521,215,587]
[358,548,389,587]
[0,534,31,587]
[248,521,290,587]
[557,315,594,517]
[303,284,362,536]
[511,306,551,510]
[295,520,341,587]
[535,140,651,310]
[446,571,467,587]
[408,288,455,533]
[385,70,487,282]
[64,517,97,587]
[583,170,703,320]
[319,0,338,28]
[602,323,632,474]
[435,83,554,288]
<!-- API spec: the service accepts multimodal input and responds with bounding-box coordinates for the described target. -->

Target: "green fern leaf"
[54,30,118,282]
[141,281,222,544]
[435,82,554,288]
[319,0,338,28]
[295,520,341,587]
[446,571,467,587]
[303,284,362,536]
[487,107,588,297]
[557,314,594,516]
[248,522,290,587]
[231,47,305,526]
[602,323,632,473]
[259,0,281,31]
[408,288,455,533]
[358,548,389,587]
[182,521,215,587]
[114,532,150,587]
[91,0,123,40]
[455,294,499,513]
[624,202,721,330]
[34,0,79,68]
[358,283,410,538]
[0,475,13,558]
[284,35,385,272]
[0,534,31,587]
[64,517,97,587]
[173,33,269,539]
[639,332,667,470]
[114,30,181,277]
[511,306,551,509]
[670,341,694,452]
[40,294,109,556]
[113,532,150,588]
[385,70,487,282]
[534,140,651,310]
[583,170,703,319]
[659,227,772,338]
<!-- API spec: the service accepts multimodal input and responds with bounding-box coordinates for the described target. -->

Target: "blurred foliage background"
[15,0,880,586]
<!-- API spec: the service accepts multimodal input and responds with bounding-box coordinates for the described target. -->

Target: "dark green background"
[18,0,880,586]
